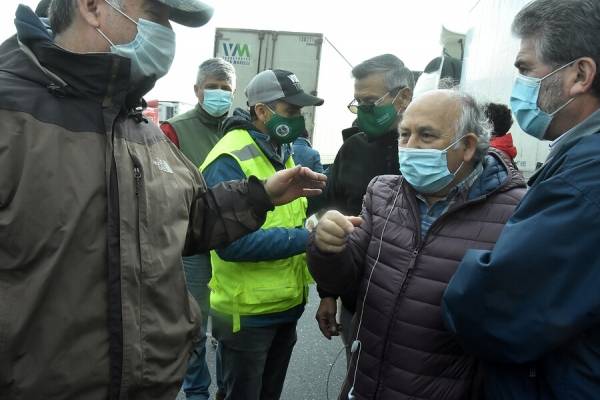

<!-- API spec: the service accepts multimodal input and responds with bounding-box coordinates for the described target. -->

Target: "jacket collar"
[412,148,526,210]
[248,129,292,169]
[414,161,483,211]
[11,5,150,110]
[490,133,517,159]
[293,137,312,147]
[221,108,255,134]
[193,103,228,127]
[469,148,526,199]
[530,107,600,184]
[548,107,600,159]
[366,129,399,144]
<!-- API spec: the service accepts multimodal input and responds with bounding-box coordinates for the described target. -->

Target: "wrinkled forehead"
[354,72,388,99]
[401,92,460,133]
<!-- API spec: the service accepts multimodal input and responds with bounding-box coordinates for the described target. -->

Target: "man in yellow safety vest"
[200,69,324,400]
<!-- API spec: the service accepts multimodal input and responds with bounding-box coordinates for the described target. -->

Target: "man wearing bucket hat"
[0,1,327,399]
[200,69,324,400]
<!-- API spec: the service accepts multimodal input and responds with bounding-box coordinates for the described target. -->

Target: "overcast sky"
[1,0,476,159]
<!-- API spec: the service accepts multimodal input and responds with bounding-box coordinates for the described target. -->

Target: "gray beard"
[539,73,569,114]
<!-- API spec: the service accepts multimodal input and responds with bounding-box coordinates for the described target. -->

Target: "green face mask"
[357,103,398,139]
[265,109,306,144]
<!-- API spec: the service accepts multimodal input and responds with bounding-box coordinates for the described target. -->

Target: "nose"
[405,134,420,149]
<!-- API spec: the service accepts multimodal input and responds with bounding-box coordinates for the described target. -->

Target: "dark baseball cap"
[155,0,214,27]
[245,69,324,107]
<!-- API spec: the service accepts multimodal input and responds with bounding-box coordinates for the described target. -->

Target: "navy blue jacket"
[292,137,324,173]
[442,109,600,400]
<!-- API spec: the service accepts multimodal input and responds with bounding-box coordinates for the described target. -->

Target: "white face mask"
[96,0,176,86]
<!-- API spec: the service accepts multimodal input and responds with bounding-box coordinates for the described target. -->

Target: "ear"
[194,84,203,103]
[461,133,479,163]
[254,103,270,122]
[568,57,597,97]
[75,0,104,28]
[394,87,413,112]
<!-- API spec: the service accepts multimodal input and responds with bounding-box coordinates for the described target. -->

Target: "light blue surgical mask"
[96,1,176,86]
[398,136,465,194]
[201,89,233,117]
[510,60,575,140]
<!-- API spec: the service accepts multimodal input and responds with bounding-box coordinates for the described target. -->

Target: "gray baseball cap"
[156,0,214,27]
[245,69,324,107]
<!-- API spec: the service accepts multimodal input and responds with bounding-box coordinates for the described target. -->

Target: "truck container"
[413,1,550,177]
[213,28,323,139]
[457,0,547,175]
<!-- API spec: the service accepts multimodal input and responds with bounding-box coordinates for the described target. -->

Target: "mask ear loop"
[539,59,578,115]
[253,103,272,124]
[445,136,468,177]
[344,181,403,399]
[540,59,577,81]
[442,134,469,152]
[548,97,575,116]
[96,0,139,47]
[103,0,139,26]
[95,28,115,47]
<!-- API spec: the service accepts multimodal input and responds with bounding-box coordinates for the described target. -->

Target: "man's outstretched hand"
[264,166,327,206]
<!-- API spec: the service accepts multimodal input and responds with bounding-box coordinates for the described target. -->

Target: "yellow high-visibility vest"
[200,129,310,332]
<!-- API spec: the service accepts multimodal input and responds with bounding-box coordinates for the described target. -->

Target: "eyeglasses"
[347,87,404,114]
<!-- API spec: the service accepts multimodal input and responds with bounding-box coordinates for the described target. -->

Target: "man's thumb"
[347,216,363,227]
[284,165,301,178]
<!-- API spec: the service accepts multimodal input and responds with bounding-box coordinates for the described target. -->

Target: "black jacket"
[324,129,399,216]
[315,129,400,311]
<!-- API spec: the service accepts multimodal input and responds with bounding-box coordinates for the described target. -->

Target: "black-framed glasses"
[347,87,405,114]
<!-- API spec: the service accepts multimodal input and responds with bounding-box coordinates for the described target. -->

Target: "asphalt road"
[177,285,347,400]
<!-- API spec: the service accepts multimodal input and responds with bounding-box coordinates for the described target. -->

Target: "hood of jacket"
[3,5,153,110]
[468,147,526,200]
[490,133,518,159]
[222,107,254,134]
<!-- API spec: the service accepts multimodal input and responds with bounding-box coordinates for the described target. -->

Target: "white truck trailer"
[213,28,323,139]
[458,0,548,175]
[418,0,551,176]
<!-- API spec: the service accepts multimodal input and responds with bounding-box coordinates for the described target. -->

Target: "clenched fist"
[314,210,363,253]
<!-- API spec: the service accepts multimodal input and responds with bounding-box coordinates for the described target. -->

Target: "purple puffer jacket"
[308,150,526,400]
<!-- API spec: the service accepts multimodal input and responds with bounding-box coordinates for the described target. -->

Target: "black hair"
[484,102,513,136]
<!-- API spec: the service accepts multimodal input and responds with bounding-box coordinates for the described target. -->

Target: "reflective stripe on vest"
[200,129,310,332]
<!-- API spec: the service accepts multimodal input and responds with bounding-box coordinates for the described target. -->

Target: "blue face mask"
[398,137,465,194]
[201,89,233,117]
[510,61,575,140]
[97,1,176,86]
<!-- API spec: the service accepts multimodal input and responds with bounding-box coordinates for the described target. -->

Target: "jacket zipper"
[372,184,483,398]
[131,156,145,379]
[133,165,142,197]
[371,166,519,398]
[371,182,422,398]
[373,246,421,398]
